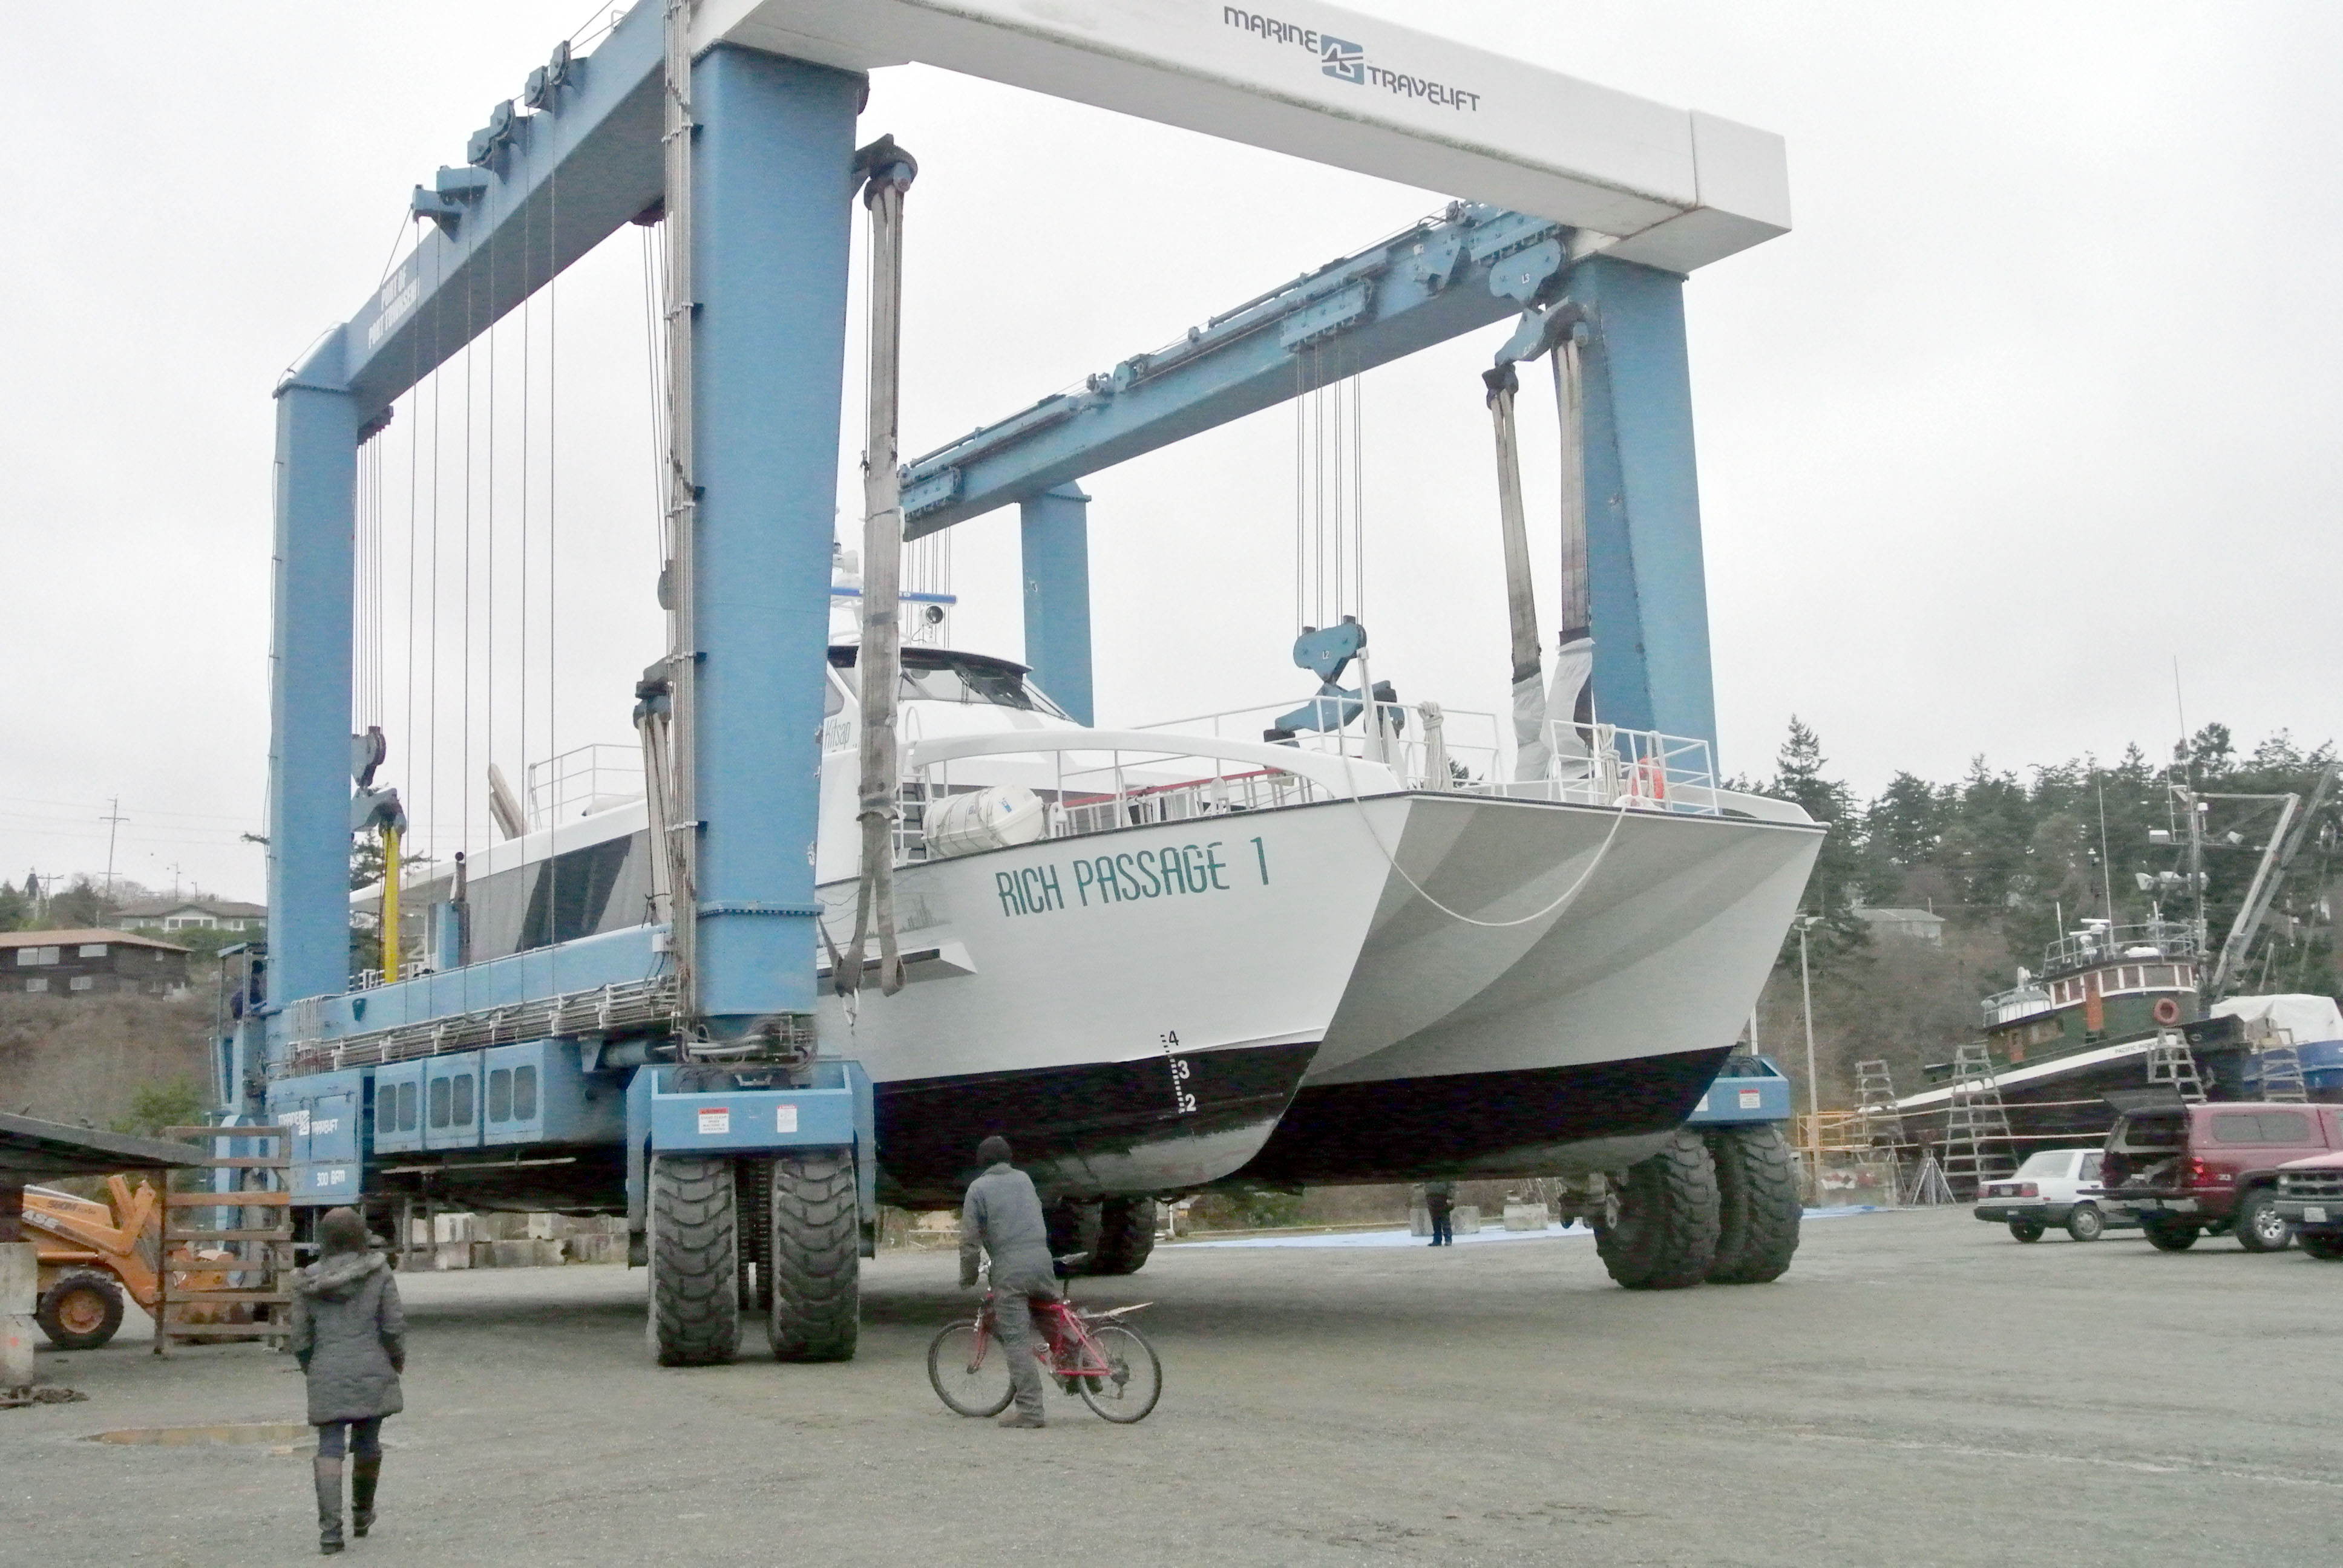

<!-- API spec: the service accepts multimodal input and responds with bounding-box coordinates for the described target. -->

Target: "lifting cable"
[839,135,919,1001]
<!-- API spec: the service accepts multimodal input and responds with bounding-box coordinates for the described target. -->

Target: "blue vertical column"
[1571,256,1718,756]
[266,330,359,1016]
[1018,482,1095,725]
[690,48,861,1033]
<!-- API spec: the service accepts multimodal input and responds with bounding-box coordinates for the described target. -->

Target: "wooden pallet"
[154,1126,293,1357]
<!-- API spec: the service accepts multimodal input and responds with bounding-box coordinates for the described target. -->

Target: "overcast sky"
[4,2,2338,904]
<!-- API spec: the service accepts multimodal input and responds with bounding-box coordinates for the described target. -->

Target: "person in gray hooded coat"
[289,1207,404,1555]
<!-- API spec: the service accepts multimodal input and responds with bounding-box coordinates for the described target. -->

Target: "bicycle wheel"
[928,1321,1015,1417]
[1075,1322,1162,1423]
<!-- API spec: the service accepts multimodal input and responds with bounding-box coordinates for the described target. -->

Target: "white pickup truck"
[1972,1148,2138,1242]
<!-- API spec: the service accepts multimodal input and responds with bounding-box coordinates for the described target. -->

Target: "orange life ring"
[2152,997,2182,1026]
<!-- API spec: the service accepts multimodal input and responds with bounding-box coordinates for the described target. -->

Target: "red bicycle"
[927,1263,1163,1423]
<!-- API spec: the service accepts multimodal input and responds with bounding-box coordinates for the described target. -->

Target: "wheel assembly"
[647,1154,741,1366]
[767,1150,860,1362]
[1087,1197,1158,1276]
[2234,1191,2293,1253]
[1704,1124,1800,1283]
[1593,1129,1720,1290]
[36,1272,126,1351]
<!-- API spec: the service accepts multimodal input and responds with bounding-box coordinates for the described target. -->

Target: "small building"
[114,896,267,936]
[1853,903,1945,944]
[0,929,191,996]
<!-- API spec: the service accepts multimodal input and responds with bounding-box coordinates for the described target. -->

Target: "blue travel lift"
[232,2,1794,1365]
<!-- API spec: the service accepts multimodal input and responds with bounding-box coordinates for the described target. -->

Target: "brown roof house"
[0,929,191,997]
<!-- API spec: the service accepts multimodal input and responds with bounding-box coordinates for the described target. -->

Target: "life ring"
[2152,997,2182,1026]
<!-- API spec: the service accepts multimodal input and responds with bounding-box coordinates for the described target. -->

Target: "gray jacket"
[289,1250,405,1425]
[959,1163,1055,1289]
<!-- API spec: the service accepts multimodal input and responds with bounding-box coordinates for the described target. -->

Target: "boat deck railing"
[526,743,644,830]
[2040,920,2200,976]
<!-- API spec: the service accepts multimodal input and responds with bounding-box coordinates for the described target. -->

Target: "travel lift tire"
[1703,1123,1801,1283]
[1046,1198,1101,1271]
[1594,1129,1721,1290]
[1089,1198,1158,1276]
[36,1272,126,1351]
[648,1155,741,1367]
[767,1151,860,1362]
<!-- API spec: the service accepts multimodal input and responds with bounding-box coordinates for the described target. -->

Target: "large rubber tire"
[1593,1129,1720,1290]
[1089,1198,1158,1277]
[2142,1217,2200,1252]
[36,1272,125,1350]
[648,1155,739,1367]
[2066,1204,2106,1243]
[2297,1231,2343,1261]
[1705,1125,1801,1284]
[2235,1190,2293,1253]
[1045,1199,1100,1272]
[768,1151,860,1362]
[2009,1220,2046,1243]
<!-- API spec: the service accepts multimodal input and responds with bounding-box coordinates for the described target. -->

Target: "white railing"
[903,730,1404,857]
[1507,722,1722,817]
[1132,699,1504,792]
[526,743,644,829]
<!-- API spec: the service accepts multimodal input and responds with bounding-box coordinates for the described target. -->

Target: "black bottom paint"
[876,1040,1320,1206]
[1239,1045,1734,1184]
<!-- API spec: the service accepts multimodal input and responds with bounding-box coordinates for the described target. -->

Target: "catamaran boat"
[386,607,1823,1209]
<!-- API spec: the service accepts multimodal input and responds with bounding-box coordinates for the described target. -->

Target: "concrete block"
[468,1241,496,1269]
[432,1241,472,1271]
[568,1234,621,1265]
[432,1213,475,1245]
[533,1240,567,1267]
[1,1243,36,1388]
[1502,1203,1550,1231]
[406,1218,431,1247]
[525,1213,562,1241]
[1453,1206,1483,1234]
[1408,1207,1431,1237]
[488,1240,534,1269]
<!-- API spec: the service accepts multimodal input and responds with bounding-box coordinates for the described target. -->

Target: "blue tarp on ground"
[1168,1207,1884,1250]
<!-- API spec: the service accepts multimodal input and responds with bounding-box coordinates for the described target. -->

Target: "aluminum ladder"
[1939,1043,2015,1198]
[2145,1030,2209,1103]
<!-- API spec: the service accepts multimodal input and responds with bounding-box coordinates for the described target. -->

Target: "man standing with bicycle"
[959,1135,1058,1429]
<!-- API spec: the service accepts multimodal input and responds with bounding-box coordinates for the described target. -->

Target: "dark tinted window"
[399,1081,418,1132]
[488,1069,512,1123]
[429,1077,451,1128]
[375,1093,394,1138]
[452,1073,474,1126]
[2211,1111,2315,1145]
[514,1065,538,1122]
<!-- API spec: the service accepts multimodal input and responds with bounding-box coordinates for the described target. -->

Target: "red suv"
[2094,1089,2343,1252]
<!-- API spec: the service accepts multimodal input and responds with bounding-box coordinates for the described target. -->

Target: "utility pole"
[1798,915,1820,1121]
[99,797,128,898]
[2097,776,2118,926]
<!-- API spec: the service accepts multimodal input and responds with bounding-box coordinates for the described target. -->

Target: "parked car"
[2271,1152,2343,1261]
[2092,1091,2343,1252]
[1973,1148,2134,1241]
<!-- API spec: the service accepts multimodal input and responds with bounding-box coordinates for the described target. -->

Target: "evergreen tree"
[1764,717,1868,969]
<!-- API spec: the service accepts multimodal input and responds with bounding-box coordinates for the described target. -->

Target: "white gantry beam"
[701,0,1788,272]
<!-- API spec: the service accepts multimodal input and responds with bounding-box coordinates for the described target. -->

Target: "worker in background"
[1423,1180,1457,1247]
[959,1134,1057,1429]
[289,1207,405,1555]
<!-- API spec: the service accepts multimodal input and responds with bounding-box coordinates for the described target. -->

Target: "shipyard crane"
[243,0,1798,1367]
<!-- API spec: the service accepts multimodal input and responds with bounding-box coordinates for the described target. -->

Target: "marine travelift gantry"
[243,0,1803,1363]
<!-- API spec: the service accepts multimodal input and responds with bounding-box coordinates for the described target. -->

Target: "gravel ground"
[4,1207,2337,1567]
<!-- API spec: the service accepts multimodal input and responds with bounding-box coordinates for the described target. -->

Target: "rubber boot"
[313,1457,345,1554]
[350,1455,381,1538]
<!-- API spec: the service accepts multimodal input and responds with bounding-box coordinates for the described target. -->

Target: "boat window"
[398,1081,418,1132]
[514,1065,538,1122]
[828,648,1070,719]
[488,1069,513,1123]
[451,1073,474,1126]
[429,1077,451,1129]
